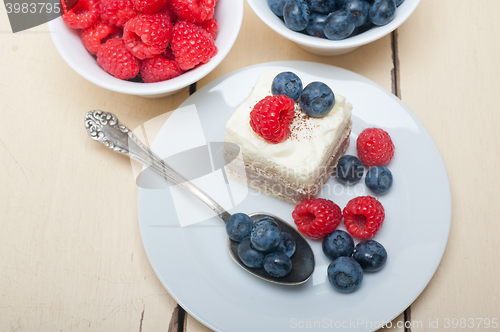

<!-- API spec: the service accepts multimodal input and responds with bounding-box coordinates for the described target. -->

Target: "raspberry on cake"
[224,69,353,204]
[250,95,295,144]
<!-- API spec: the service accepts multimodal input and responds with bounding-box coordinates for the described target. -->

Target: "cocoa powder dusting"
[289,104,317,141]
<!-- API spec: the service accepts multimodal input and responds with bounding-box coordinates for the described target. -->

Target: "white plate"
[138,61,451,332]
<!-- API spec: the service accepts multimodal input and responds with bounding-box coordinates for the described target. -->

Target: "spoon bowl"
[85,110,315,285]
[228,212,315,285]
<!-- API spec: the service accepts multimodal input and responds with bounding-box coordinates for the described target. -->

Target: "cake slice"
[224,69,353,204]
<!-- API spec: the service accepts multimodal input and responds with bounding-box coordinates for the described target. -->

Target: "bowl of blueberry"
[246,0,420,56]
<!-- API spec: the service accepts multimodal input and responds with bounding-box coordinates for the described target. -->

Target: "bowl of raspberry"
[246,0,420,56]
[49,0,244,97]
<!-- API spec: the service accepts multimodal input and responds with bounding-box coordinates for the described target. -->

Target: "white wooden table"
[1,0,499,331]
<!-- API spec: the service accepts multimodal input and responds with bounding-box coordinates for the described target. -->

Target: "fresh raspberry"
[158,2,178,23]
[171,21,217,71]
[249,95,295,144]
[140,55,184,83]
[80,19,122,55]
[170,0,215,23]
[132,0,168,14]
[97,38,140,80]
[356,128,395,166]
[61,0,99,29]
[197,17,218,39]
[343,196,385,239]
[99,0,137,27]
[292,198,342,240]
[123,13,173,59]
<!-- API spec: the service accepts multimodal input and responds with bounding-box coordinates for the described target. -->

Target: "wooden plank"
[186,312,406,332]
[397,0,500,330]
[0,0,398,331]
[199,1,394,92]
[0,19,185,332]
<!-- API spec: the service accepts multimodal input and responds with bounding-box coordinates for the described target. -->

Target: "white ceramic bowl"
[49,0,244,98]
[246,0,420,56]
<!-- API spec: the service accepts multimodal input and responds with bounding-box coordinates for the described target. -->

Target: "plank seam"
[392,28,411,332]
[139,305,145,332]
[189,83,197,96]
[404,305,412,332]
[168,306,180,332]
[391,30,402,99]
[178,80,197,332]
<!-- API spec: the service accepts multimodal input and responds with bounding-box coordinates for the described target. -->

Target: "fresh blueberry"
[268,0,287,16]
[305,12,328,38]
[340,0,374,6]
[396,0,404,6]
[323,10,356,40]
[365,166,393,194]
[226,213,254,242]
[322,230,354,261]
[353,240,387,271]
[335,155,365,184]
[272,72,303,100]
[343,0,370,27]
[369,0,396,26]
[238,238,266,268]
[283,0,311,32]
[264,252,292,277]
[305,0,336,13]
[275,232,296,257]
[350,21,375,36]
[327,256,363,293]
[299,82,335,117]
[336,0,347,8]
[339,0,374,7]
[250,217,281,252]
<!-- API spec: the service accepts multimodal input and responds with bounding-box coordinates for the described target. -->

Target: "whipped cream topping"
[224,69,352,177]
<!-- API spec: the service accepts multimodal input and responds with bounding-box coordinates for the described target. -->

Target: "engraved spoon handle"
[84,110,231,223]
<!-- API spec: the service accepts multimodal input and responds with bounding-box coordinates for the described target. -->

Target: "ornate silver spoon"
[84,110,315,285]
